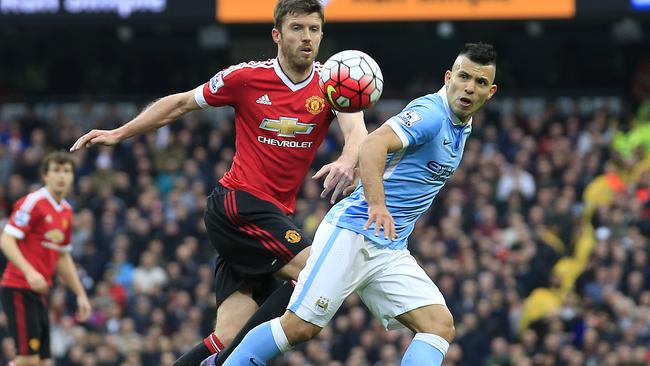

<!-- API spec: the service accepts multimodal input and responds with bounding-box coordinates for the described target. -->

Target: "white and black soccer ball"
[319,50,384,113]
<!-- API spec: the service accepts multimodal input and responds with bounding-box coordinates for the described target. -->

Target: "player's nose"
[464,81,475,94]
[301,29,313,41]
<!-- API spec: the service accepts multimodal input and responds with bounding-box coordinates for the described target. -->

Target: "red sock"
[203,333,224,354]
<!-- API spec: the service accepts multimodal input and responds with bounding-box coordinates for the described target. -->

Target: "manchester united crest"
[29,338,40,351]
[62,218,69,229]
[285,230,302,244]
[44,229,65,243]
[305,96,325,115]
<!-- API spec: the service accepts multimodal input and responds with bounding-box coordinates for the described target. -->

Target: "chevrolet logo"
[259,117,316,138]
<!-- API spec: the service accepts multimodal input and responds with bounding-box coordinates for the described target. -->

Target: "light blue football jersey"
[326,86,472,249]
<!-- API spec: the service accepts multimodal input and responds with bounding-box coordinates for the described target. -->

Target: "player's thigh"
[231,189,312,279]
[287,221,367,328]
[279,309,323,344]
[358,249,447,331]
[395,304,455,341]
[205,186,310,278]
[214,283,259,346]
[275,246,310,280]
[0,288,47,358]
[13,355,41,366]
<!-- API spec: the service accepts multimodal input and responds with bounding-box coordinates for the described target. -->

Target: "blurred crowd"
[0,97,648,366]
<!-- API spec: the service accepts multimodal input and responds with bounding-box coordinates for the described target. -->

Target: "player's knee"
[408,306,455,343]
[15,356,40,366]
[426,309,455,343]
[286,321,321,344]
[277,248,309,280]
[439,318,456,343]
[279,313,321,344]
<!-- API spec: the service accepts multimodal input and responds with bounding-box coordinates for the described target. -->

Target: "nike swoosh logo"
[326,85,338,106]
[249,358,262,366]
[443,140,452,145]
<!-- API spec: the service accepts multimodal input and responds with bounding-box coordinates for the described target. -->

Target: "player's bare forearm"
[312,112,367,202]
[336,111,367,165]
[359,137,389,206]
[70,90,200,151]
[56,253,86,297]
[115,91,200,140]
[0,233,38,277]
[58,253,92,321]
[359,124,403,206]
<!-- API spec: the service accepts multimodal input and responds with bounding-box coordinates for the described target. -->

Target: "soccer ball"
[319,50,384,113]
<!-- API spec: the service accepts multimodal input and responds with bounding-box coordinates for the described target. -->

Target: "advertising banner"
[217,0,576,23]
[0,0,212,21]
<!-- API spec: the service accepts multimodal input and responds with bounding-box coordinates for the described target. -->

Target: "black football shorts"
[0,287,50,358]
[205,184,310,305]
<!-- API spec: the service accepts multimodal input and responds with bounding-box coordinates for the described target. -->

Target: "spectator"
[0,97,647,365]
[132,251,168,295]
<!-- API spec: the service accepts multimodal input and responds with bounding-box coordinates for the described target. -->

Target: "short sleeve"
[3,199,38,240]
[194,63,246,109]
[385,102,445,149]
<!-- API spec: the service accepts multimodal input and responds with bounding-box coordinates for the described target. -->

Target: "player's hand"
[313,159,355,204]
[25,271,49,294]
[342,168,360,197]
[364,204,397,240]
[69,129,121,152]
[75,294,92,322]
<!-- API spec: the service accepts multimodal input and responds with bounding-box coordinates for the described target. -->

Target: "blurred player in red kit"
[1,151,91,366]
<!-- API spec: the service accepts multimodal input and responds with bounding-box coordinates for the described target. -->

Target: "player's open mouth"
[300,48,312,55]
[459,97,472,108]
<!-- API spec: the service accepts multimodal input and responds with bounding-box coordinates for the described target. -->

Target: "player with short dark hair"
[70,1,367,365]
[273,0,324,29]
[1,151,91,366]
[220,42,497,366]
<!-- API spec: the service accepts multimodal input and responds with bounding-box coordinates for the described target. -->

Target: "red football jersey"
[195,58,336,214]
[1,187,73,289]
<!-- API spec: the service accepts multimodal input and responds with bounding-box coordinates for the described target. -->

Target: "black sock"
[213,281,294,366]
[172,340,214,366]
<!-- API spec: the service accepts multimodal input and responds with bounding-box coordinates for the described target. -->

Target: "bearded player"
[70,1,367,365]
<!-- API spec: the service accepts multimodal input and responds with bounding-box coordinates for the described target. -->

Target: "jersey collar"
[273,58,315,92]
[437,86,472,127]
[41,187,64,212]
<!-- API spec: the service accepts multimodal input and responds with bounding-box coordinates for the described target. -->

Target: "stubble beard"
[280,43,315,73]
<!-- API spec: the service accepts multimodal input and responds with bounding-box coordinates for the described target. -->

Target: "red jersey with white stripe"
[1,187,73,289]
[194,58,336,214]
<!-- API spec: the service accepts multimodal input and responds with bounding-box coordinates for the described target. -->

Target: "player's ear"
[444,70,452,86]
[487,84,497,100]
[272,28,281,44]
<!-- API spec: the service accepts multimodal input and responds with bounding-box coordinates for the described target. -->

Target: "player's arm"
[70,90,200,151]
[56,252,92,321]
[313,111,368,203]
[360,124,403,240]
[0,232,48,294]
